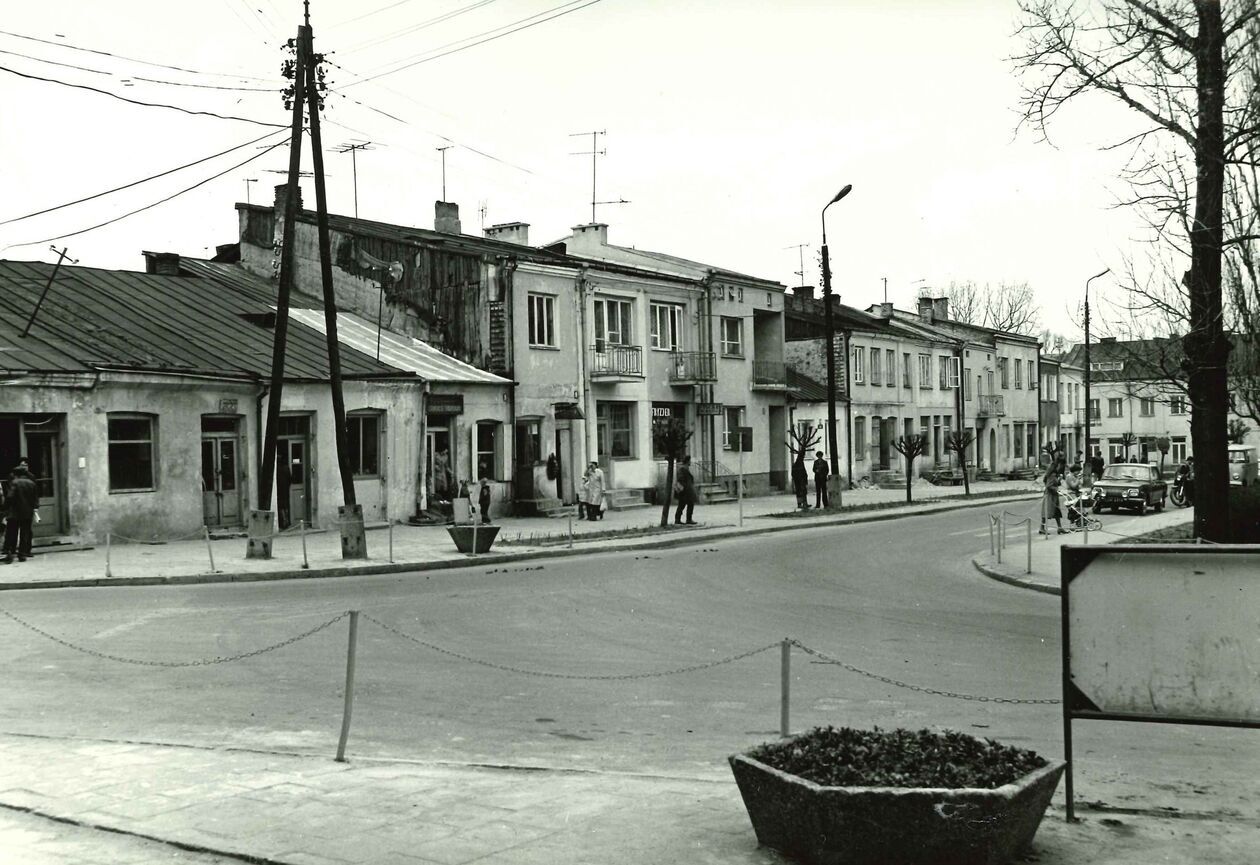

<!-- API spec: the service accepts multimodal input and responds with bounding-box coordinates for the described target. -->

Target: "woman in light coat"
[584,461,606,521]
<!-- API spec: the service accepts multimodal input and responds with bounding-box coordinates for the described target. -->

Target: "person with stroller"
[1040,459,1068,535]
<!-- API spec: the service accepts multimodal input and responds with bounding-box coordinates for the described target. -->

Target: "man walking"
[812,450,830,509]
[2,463,39,564]
[791,452,810,509]
[674,455,697,525]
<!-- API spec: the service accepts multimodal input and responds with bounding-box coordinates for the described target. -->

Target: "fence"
[989,510,1033,574]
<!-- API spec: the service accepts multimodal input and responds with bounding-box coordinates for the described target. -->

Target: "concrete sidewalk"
[2,733,1256,865]
[2,480,1039,591]
[971,504,1195,594]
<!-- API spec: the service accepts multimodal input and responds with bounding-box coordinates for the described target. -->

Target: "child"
[478,478,492,525]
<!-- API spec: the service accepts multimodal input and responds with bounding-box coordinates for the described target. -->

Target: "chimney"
[273,183,302,214]
[484,221,530,245]
[569,223,609,252]
[878,301,894,319]
[917,296,934,322]
[435,201,461,234]
[142,251,181,276]
[931,297,949,322]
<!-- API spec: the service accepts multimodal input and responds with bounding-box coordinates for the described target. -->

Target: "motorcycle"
[1169,462,1194,508]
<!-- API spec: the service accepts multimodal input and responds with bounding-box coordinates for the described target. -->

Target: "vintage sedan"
[1091,463,1167,515]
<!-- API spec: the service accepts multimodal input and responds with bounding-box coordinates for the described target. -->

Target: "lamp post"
[1083,268,1109,486]
[821,183,853,508]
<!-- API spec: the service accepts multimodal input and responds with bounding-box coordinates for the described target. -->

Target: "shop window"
[476,421,502,480]
[347,411,382,478]
[108,413,157,492]
[597,402,635,458]
[723,405,745,450]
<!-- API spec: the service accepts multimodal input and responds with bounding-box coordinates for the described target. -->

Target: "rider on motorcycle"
[1173,457,1195,505]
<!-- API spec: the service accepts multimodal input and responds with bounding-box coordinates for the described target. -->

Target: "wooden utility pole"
[21,245,74,337]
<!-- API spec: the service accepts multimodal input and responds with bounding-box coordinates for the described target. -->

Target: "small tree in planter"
[944,430,975,496]
[730,726,1065,865]
[653,416,693,528]
[1156,435,1170,476]
[892,434,927,503]
[1118,431,1137,462]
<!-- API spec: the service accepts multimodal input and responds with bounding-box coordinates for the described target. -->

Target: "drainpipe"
[577,265,596,471]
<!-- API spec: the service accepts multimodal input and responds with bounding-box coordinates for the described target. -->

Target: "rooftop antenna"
[335,141,375,217]
[785,243,809,286]
[569,130,629,223]
[436,145,452,200]
[244,178,258,205]
[22,245,77,337]
[478,199,488,231]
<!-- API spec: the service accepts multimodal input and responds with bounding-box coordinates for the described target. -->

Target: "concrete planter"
[729,743,1064,865]
[446,525,500,554]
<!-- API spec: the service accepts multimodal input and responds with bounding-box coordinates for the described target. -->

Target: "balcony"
[1075,407,1098,426]
[976,394,1005,418]
[589,344,643,382]
[669,351,717,384]
[751,360,788,390]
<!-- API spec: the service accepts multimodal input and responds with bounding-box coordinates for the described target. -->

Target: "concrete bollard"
[300,519,309,569]
[335,611,359,762]
[105,532,112,578]
[246,510,274,559]
[203,526,217,573]
[339,504,367,560]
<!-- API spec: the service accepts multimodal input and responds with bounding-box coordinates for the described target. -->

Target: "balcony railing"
[751,360,788,388]
[589,344,643,379]
[976,394,1005,418]
[669,351,717,383]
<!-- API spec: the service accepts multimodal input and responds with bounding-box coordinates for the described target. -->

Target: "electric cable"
[0,128,288,227]
[340,0,501,53]
[0,45,277,91]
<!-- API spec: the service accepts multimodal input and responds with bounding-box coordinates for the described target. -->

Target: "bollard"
[989,515,997,556]
[780,639,791,738]
[105,532,112,578]
[470,520,478,558]
[1083,520,1089,545]
[568,513,574,549]
[1026,520,1032,575]
[300,519,309,570]
[335,610,359,763]
[203,526,217,573]
[996,523,1003,565]
[388,518,394,564]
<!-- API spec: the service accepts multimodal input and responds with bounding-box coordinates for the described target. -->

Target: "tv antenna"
[244,178,258,205]
[785,243,810,286]
[335,141,375,218]
[569,130,628,223]
[436,145,453,200]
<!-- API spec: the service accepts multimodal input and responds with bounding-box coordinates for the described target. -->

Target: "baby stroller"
[1061,488,1101,532]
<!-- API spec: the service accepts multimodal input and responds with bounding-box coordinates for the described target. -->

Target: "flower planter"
[729,737,1064,865]
[446,525,500,554]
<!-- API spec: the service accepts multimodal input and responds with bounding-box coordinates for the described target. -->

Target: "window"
[516,419,542,466]
[918,354,932,389]
[1014,359,1023,388]
[964,367,972,400]
[1108,398,1123,418]
[885,349,895,386]
[720,316,743,356]
[723,405,745,450]
[1090,361,1124,372]
[854,417,866,458]
[1170,395,1187,415]
[347,412,382,478]
[528,293,555,347]
[870,348,882,386]
[108,414,156,492]
[903,353,912,388]
[945,356,960,389]
[1140,398,1155,417]
[853,347,866,383]
[939,356,949,389]
[1057,382,1064,405]
[597,402,635,458]
[999,358,1009,389]
[593,297,632,348]
[1171,436,1188,462]
[1089,398,1100,420]
[1027,360,1036,389]
[476,421,501,480]
[1027,423,1036,459]
[1013,422,1024,458]
[1109,439,1127,463]
[920,416,931,456]
[651,403,688,458]
[650,303,684,350]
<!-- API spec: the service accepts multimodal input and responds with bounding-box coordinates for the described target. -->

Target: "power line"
[0,63,286,128]
[3,139,291,250]
[340,0,502,53]
[329,0,421,28]
[0,45,278,91]
[0,129,288,227]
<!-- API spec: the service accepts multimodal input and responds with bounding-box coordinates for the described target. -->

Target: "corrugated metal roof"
[287,309,510,385]
[788,367,829,403]
[0,260,413,381]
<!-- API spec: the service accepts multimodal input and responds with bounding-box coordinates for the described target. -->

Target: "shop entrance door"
[277,415,311,530]
[426,425,453,503]
[201,417,242,527]
[24,429,61,537]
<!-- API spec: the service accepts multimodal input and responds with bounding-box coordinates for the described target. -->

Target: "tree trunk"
[905,458,913,503]
[1187,0,1230,541]
[961,456,971,496]
[660,459,675,528]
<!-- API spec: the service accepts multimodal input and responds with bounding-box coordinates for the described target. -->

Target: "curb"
[0,493,1038,592]
[970,556,1060,595]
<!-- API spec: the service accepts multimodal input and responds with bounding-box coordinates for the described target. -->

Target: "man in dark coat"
[673,455,698,525]
[2,465,39,563]
[791,453,810,509]
[812,450,830,509]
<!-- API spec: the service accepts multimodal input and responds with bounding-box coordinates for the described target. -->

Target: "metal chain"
[0,608,349,668]
[790,640,1061,705]
[108,527,210,544]
[362,613,779,680]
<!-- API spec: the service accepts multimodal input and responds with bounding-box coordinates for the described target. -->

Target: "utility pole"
[305,9,366,559]
[335,141,374,217]
[21,246,76,337]
[1083,268,1110,486]
[436,145,452,200]
[251,15,308,559]
[821,184,853,508]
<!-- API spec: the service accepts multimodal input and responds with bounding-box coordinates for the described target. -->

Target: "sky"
[0,0,1153,338]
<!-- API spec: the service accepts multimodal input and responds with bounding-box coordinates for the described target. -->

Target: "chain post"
[336,610,359,762]
[203,526,217,574]
[300,519,309,569]
[1026,519,1032,575]
[105,532,112,578]
[780,638,791,738]
[388,516,394,564]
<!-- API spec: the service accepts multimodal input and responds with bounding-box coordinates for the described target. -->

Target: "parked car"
[1228,444,1257,487]
[1092,463,1167,515]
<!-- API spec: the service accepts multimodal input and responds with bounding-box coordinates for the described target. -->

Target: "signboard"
[427,394,464,415]
[218,398,238,414]
[697,402,723,416]
[831,333,849,400]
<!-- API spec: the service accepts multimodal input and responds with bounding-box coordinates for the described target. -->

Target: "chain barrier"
[0,608,349,667]
[107,527,210,545]
[362,613,779,680]
[790,639,1061,705]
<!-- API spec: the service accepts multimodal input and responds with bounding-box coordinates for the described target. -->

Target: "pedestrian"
[478,478,493,525]
[674,455,698,525]
[1089,452,1105,482]
[584,461,605,521]
[791,452,810,510]
[2,464,39,564]
[1040,461,1067,535]
[812,450,830,509]
[576,467,589,521]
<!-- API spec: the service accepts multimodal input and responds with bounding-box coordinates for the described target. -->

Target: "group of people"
[1040,455,1088,535]
[791,451,832,510]
[578,462,606,522]
[0,458,39,564]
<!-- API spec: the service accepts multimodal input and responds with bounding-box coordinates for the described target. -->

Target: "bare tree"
[893,434,928,503]
[653,417,693,528]
[943,280,1041,335]
[1015,0,1260,541]
[944,430,976,496]
[943,281,983,326]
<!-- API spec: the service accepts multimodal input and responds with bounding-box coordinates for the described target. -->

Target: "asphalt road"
[3,501,1256,817]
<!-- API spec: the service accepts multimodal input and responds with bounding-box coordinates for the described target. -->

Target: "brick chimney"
[484,222,529,245]
[917,296,935,322]
[568,223,609,252]
[142,251,181,276]
[273,183,302,214]
[877,301,894,319]
[435,201,461,234]
[931,297,949,322]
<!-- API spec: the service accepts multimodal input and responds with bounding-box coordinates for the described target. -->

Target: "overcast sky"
[1,0,1151,337]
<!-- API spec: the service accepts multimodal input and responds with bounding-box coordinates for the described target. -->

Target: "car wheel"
[1137,501,1147,516]
[1154,497,1164,512]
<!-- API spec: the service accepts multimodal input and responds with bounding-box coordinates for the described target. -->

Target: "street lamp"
[821,183,852,508]
[1083,268,1110,486]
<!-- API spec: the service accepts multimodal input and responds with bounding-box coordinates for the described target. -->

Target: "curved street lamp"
[1083,267,1110,486]
[821,184,852,507]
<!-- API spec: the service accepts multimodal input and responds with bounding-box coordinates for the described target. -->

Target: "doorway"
[0,414,65,537]
[277,415,311,530]
[201,416,242,528]
[768,406,786,489]
[989,428,997,473]
[425,422,454,503]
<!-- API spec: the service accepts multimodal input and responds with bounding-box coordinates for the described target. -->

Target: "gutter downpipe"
[577,265,596,474]
[703,271,717,475]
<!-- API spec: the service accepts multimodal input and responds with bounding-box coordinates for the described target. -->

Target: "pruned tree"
[1228,418,1250,443]
[1119,431,1138,462]
[1156,435,1171,476]
[944,430,976,496]
[1015,0,1260,541]
[788,424,822,457]
[893,434,928,503]
[653,417,694,528]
